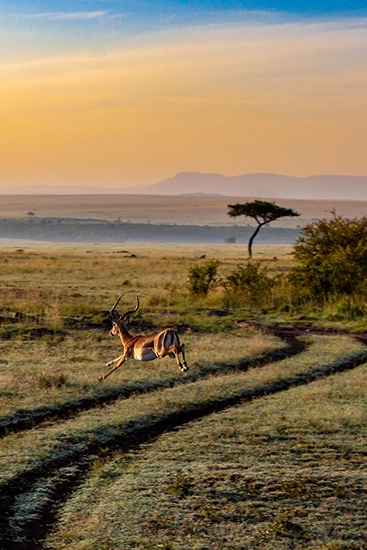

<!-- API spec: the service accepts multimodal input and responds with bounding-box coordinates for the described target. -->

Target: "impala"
[99,295,188,381]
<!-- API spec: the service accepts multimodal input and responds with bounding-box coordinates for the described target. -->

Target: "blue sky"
[1,1,367,191]
[2,1,366,58]
[2,1,366,15]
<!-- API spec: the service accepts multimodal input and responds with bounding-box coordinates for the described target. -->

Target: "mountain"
[135,172,367,200]
[2,172,366,199]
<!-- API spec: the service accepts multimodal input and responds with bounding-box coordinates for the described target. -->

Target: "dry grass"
[0,327,279,418]
[0,336,352,479]
[1,243,367,549]
[0,244,294,324]
[0,242,289,422]
[45,357,367,550]
[1,336,364,516]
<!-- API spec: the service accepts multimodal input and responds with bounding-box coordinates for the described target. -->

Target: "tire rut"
[1,333,367,550]
[0,337,303,439]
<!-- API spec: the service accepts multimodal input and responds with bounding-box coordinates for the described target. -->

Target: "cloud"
[2,14,367,103]
[1,12,367,184]
[25,11,108,21]
[2,14,367,125]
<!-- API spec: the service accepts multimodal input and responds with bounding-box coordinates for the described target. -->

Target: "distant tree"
[227,200,300,258]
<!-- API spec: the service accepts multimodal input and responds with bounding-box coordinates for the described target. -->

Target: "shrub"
[223,261,274,307]
[289,214,367,304]
[187,258,220,297]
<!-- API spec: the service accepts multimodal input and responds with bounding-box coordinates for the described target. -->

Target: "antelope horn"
[121,296,140,319]
[109,294,124,317]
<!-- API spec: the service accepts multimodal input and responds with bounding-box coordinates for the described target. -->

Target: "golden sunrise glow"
[1,18,367,189]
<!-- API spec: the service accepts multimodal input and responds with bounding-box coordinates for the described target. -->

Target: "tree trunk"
[248,223,263,258]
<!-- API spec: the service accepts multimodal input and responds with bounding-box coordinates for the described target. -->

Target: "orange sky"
[1,12,367,191]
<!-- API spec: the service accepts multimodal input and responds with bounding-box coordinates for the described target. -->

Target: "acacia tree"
[227,200,300,258]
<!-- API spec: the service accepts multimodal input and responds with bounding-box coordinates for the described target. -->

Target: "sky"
[1,1,367,191]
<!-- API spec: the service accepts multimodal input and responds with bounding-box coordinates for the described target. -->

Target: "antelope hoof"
[98,376,104,382]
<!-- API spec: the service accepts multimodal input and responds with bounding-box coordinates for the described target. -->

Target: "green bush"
[223,261,274,307]
[187,258,220,297]
[290,214,367,305]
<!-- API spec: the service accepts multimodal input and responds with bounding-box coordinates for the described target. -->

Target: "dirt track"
[1,326,366,550]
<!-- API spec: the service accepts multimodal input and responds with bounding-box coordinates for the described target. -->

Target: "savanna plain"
[0,242,366,550]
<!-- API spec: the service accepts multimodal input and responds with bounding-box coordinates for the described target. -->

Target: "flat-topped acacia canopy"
[227,200,300,258]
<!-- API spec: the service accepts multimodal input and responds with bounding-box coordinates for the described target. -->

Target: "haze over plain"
[1,1,367,197]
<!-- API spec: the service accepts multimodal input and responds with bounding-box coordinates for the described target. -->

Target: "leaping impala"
[99,295,188,381]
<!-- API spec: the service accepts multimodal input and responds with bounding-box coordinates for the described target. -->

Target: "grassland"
[46,361,367,550]
[0,243,366,549]
[1,194,367,227]
[2,193,367,244]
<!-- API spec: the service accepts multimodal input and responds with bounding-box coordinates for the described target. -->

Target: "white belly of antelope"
[134,349,158,361]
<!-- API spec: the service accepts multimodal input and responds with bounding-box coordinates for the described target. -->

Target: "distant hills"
[137,172,367,200]
[1,172,367,199]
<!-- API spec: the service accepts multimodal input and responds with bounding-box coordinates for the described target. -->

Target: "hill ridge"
[145,172,367,200]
